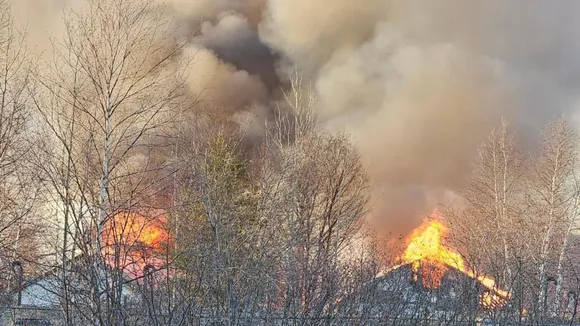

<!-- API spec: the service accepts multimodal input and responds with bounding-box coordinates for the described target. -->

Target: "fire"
[403,219,466,274]
[401,215,510,307]
[102,211,172,279]
[480,291,508,308]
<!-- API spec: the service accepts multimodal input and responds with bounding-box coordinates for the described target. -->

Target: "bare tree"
[0,0,35,250]
[255,75,370,325]
[177,130,262,325]
[32,0,189,324]
[0,0,42,308]
[528,117,578,318]
[443,117,580,324]
[444,118,531,324]
[448,119,525,281]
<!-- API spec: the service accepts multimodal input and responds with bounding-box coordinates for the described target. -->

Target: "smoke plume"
[12,0,580,236]
[260,0,580,235]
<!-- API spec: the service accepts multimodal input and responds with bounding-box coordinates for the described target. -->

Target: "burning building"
[0,211,171,326]
[400,217,510,307]
[101,211,172,280]
[338,216,511,325]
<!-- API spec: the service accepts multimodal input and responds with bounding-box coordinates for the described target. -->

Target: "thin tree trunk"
[553,193,580,317]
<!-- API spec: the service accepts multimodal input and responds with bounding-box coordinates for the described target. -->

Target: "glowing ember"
[413,260,448,289]
[101,211,171,279]
[401,214,510,307]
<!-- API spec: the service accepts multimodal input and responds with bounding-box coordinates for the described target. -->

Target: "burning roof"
[399,216,510,308]
[337,214,511,323]
[339,261,504,323]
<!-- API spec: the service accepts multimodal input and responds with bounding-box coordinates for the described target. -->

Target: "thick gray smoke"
[160,0,278,95]
[261,0,580,232]
[259,0,580,236]
[11,0,276,123]
[12,0,580,236]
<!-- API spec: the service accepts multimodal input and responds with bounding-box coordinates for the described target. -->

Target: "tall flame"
[401,215,510,307]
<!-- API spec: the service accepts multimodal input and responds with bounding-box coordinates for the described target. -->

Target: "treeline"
[0,0,580,325]
[444,117,580,324]
[0,0,376,325]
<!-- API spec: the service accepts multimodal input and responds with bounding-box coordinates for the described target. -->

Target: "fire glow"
[401,214,510,308]
[101,211,171,279]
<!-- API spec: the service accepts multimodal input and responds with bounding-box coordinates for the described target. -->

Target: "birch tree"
[451,119,525,283]
[528,117,578,318]
[444,119,530,323]
[0,0,35,252]
[0,0,42,306]
[33,0,189,324]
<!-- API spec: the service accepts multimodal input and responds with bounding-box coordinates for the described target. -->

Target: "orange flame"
[102,211,172,279]
[401,215,510,307]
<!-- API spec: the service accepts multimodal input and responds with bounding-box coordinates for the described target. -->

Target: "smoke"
[183,46,268,113]
[316,30,507,235]
[161,0,280,135]
[260,0,389,73]
[160,0,266,28]
[11,0,580,236]
[8,0,84,53]
[158,0,278,89]
[10,0,275,125]
[195,12,279,90]
[259,0,580,235]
